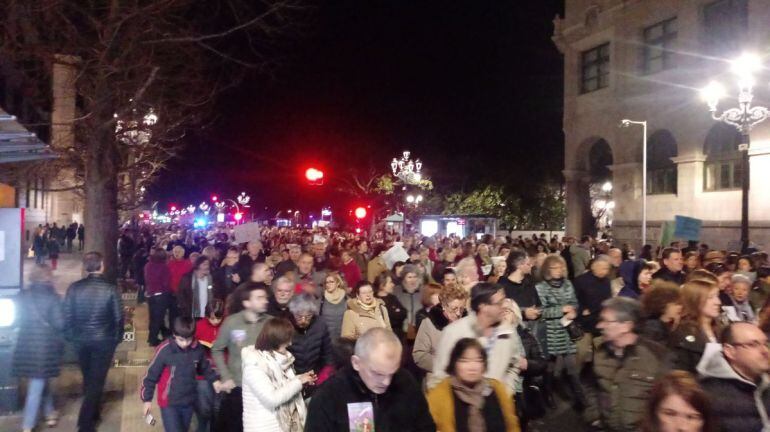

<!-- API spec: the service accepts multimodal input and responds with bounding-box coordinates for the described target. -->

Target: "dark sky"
[150,1,565,215]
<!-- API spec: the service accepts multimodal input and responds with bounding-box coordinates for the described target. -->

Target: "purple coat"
[144,261,172,296]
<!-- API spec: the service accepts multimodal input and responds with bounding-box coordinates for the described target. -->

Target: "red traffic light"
[211,195,218,202]
[354,207,367,219]
[170,205,177,212]
[305,167,324,185]
[234,212,243,221]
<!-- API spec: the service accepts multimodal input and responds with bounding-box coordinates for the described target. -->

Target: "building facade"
[554,0,770,250]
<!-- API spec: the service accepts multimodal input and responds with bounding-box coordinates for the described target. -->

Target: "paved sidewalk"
[0,254,160,432]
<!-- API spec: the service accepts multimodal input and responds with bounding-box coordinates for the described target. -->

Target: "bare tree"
[0,0,307,279]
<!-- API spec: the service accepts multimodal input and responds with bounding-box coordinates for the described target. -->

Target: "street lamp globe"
[406,194,415,203]
[601,181,612,193]
[731,53,762,79]
[700,81,726,111]
[416,194,423,203]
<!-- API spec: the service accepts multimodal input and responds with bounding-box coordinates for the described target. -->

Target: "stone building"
[0,55,83,245]
[553,0,770,249]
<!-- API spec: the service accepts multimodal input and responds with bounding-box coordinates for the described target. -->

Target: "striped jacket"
[535,279,578,356]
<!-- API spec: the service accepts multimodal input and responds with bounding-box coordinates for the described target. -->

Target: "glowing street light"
[391,151,423,185]
[186,205,196,214]
[700,52,770,252]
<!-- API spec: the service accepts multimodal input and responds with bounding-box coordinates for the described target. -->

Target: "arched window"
[588,139,613,183]
[703,123,742,191]
[647,130,677,194]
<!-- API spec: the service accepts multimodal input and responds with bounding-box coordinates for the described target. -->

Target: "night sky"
[150,1,566,216]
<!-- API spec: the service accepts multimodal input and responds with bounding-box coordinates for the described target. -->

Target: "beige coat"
[367,256,388,283]
[340,298,391,340]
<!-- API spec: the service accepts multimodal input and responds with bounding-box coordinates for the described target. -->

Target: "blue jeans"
[23,378,54,430]
[161,405,194,432]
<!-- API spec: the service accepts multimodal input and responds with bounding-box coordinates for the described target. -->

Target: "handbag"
[564,319,584,341]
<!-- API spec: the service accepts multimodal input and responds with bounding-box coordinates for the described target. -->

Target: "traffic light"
[234,212,243,222]
[354,207,367,219]
[211,195,218,202]
[305,167,324,185]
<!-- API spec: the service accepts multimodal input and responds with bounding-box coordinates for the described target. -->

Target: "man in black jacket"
[63,252,124,432]
[699,322,770,432]
[652,247,686,285]
[305,328,436,431]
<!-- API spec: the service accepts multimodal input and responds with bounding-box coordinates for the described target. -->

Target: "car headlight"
[0,298,16,327]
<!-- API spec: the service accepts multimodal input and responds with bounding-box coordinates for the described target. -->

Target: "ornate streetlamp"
[391,151,423,185]
[701,53,770,252]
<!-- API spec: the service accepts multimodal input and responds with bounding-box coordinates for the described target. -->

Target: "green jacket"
[750,280,770,313]
[593,337,671,432]
[211,310,268,386]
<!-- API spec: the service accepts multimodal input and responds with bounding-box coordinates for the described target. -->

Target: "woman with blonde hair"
[413,284,469,380]
[668,280,722,373]
[319,272,348,339]
[534,254,585,410]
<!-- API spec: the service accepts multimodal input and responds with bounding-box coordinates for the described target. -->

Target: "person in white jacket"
[241,317,317,432]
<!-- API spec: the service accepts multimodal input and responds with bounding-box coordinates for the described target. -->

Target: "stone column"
[563,169,592,237]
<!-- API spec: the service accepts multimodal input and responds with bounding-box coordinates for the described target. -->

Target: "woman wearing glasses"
[413,285,469,385]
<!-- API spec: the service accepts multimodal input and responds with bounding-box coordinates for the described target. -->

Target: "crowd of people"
[31,222,84,267]
[11,222,770,432]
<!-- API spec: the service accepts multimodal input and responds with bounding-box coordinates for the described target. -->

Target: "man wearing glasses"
[699,322,770,432]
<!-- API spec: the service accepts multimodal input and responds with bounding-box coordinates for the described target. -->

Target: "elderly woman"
[394,264,424,341]
[427,338,520,432]
[728,274,754,322]
[242,318,316,432]
[286,294,333,398]
[413,285,469,381]
[535,254,585,411]
[319,273,348,339]
[341,280,391,340]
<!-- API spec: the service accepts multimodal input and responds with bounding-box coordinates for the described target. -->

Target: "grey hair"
[288,293,320,316]
[601,296,642,327]
[454,257,478,278]
[401,263,422,277]
[731,273,752,287]
[354,328,402,361]
[271,276,293,292]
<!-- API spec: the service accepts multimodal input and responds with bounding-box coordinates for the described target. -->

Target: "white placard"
[0,231,5,262]
[233,222,262,244]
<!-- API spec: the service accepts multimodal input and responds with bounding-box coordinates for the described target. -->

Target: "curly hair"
[640,280,681,319]
[438,284,469,306]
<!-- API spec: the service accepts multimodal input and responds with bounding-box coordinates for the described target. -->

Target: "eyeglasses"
[728,340,769,350]
[445,306,465,315]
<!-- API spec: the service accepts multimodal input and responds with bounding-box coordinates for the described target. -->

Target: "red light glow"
[305,167,324,182]
[354,207,367,219]
[234,212,243,221]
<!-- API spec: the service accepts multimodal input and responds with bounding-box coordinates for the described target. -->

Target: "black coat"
[12,283,65,378]
[498,275,541,311]
[288,316,333,375]
[518,325,547,377]
[379,293,407,340]
[700,375,770,432]
[573,272,612,335]
[652,266,686,286]
[63,274,124,345]
[668,321,710,374]
[305,365,436,432]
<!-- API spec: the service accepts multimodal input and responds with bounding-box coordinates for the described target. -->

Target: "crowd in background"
[12,221,770,432]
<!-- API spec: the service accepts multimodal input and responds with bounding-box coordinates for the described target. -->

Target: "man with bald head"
[305,328,436,431]
[698,322,770,432]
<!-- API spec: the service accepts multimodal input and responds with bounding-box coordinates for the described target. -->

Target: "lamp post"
[390,151,424,237]
[621,119,648,248]
[700,53,770,252]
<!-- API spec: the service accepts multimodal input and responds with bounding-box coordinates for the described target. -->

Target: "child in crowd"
[141,317,222,432]
[193,300,225,432]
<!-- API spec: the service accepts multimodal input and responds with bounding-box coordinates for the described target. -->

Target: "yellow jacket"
[427,378,520,432]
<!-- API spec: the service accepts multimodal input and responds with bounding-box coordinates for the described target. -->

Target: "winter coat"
[340,259,362,288]
[617,260,646,299]
[413,305,451,375]
[573,272,612,335]
[652,266,686,286]
[569,244,591,277]
[427,378,520,432]
[32,234,47,255]
[11,283,65,378]
[535,279,579,356]
[640,318,671,342]
[593,337,671,432]
[177,272,221,319]
[211,311,268,386]
[320,293,347,339]
[304,365,436,432]
[287,316,333,375]
[518,325,547,378]
[46,239,60,259]
[367,255,388,283]
[668,320,717,374]
[63,274,124,345]
[394,284,424,339]
[340,298,391,340]
[144,261,172,296]
[498,275,541,311]
[140,340,218,408]
[750,280,770,313]
[379,293,408,340]
[429,313,524,395]
[168,258,192,295]
[241,347,306,432]
[698,343,770,432]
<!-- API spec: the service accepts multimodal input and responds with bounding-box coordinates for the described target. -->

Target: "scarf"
[547,278,565,288]
[356,299,378,312]
[324,287,346,305]
[450,376,489,432]
[255,350,306,432]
